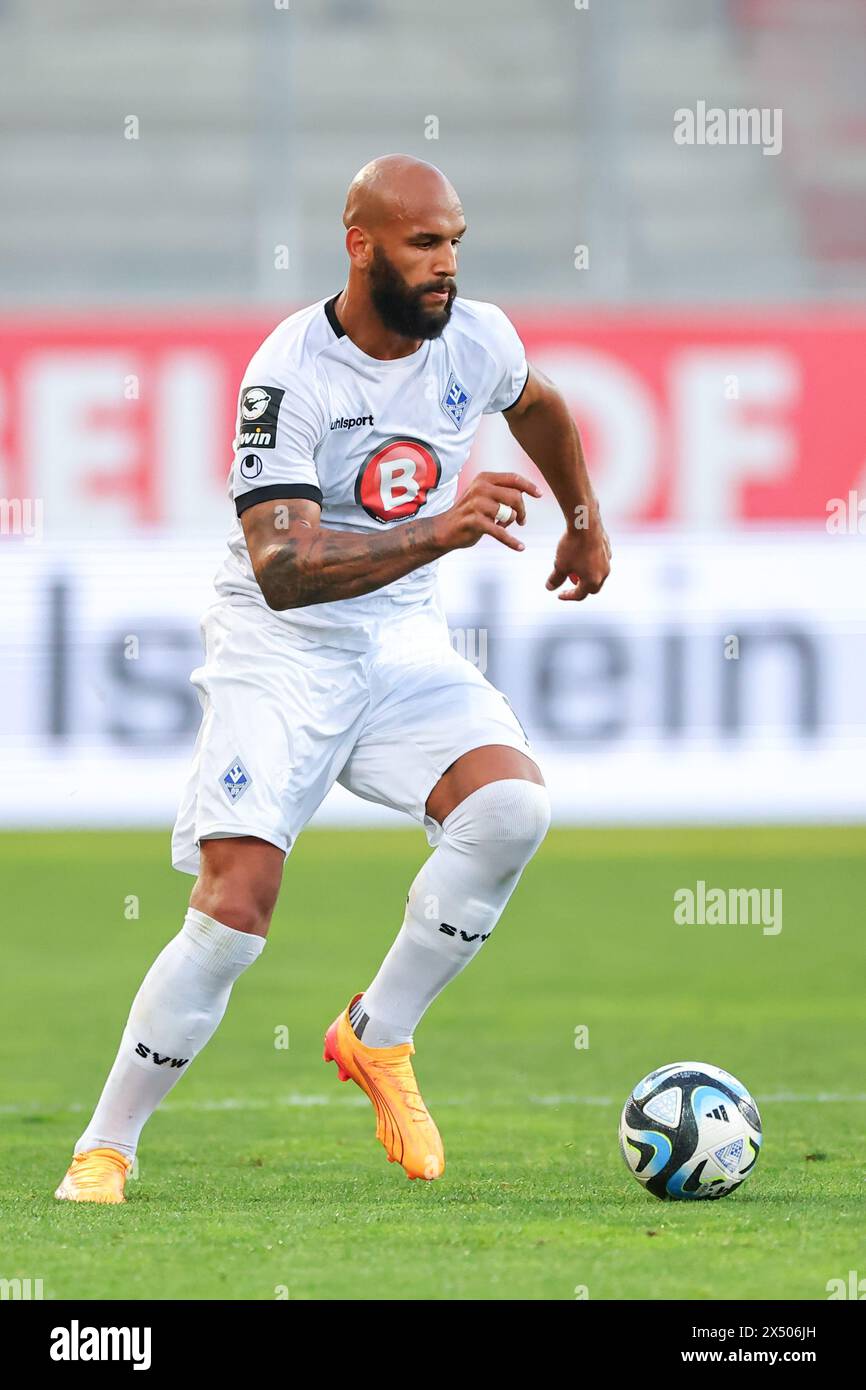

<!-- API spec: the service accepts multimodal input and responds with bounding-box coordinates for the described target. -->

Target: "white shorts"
[171,598,540,876]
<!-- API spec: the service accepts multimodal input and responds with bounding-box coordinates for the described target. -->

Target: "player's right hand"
[437,471,542,553]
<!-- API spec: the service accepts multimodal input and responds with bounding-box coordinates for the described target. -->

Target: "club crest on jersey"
[236,385,285,449]
[440,373,471,429]
[355,436,441,523]
[220,758,251,803]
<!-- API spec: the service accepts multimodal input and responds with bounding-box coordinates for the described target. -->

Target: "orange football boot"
[324,994,445,1180]
[54,1147,133,1204]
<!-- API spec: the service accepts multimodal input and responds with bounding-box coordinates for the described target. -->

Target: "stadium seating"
[0,0,864,303]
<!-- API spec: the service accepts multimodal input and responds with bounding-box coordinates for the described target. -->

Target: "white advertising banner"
[0,529,864,829]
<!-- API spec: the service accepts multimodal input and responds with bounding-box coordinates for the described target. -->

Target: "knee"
[189,881,274,936]
[191,838,282,936]
[443,778,552,865]
[191,894,272,937]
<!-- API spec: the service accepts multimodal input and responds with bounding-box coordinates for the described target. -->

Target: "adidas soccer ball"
[619,1061,762,1201]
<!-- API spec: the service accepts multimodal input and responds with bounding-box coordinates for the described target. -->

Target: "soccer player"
[55,155,610,1202]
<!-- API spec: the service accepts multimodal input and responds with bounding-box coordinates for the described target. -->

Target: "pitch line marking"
[2,1092,866,1118]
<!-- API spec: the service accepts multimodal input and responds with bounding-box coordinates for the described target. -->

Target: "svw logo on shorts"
[221,757,251,803]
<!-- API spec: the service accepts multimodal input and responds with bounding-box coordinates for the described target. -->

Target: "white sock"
[74,908,265,1159]
[353,779,550,1047]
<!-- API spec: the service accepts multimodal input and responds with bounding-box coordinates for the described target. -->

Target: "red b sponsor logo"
[355,436,441,523]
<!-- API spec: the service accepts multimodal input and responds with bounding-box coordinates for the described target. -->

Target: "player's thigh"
[425,743,545,825]
[337,641,543,842]
[172,601,370,885]
[190,835,285,938]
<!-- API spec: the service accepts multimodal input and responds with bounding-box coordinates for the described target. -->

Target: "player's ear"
[345,225,372,269]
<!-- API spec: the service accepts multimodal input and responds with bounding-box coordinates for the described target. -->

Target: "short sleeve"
[482,306,529,414]
[231,366,327,517]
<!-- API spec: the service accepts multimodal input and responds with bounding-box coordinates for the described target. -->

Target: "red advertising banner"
[1,311,863,532]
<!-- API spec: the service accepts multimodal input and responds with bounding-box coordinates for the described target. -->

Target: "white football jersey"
[213,292,528,647]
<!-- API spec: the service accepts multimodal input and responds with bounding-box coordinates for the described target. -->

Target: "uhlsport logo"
[330,413,373,430]
[355,435,441,523]
[239,454,263,480]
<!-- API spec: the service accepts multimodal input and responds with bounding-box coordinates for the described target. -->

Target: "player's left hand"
[545,514,611,601]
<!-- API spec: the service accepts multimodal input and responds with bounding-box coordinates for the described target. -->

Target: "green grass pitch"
[1,825,864,1301]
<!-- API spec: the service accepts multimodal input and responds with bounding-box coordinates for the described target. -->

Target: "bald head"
[343,154,462,233]
[339,155,464,344]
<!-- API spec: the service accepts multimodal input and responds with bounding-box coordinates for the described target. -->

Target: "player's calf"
[53,841,280,1200]
[351,777,551,1048]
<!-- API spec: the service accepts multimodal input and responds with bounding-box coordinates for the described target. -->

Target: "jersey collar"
[324,293,431,371]
[324,293,345,339]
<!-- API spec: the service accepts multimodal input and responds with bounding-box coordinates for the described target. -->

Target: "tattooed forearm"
[257,513,448,609]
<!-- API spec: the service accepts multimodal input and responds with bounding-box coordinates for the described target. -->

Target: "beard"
[368,246,455,340]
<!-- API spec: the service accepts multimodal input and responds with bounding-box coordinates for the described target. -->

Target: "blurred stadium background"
[2,0,865,833]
